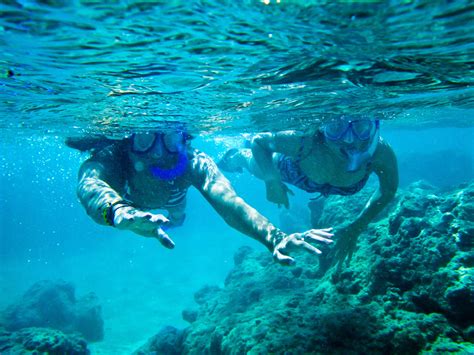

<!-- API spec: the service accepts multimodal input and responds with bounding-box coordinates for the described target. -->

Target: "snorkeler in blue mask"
[74,128,334,266]
[218,116,398,267]
[130,131,190,180]
[323,117,380,172]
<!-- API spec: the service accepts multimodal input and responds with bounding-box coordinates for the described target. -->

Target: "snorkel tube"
[149,130,190,180]
[130,125,192,181]
[150,151,188,180]
[345,127,380,172]
[323,118,380,172]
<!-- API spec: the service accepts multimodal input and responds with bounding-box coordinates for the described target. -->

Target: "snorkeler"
[218,116,399,266]
[71,128,333,266]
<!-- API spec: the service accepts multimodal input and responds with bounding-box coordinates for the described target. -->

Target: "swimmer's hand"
[113,206,175,249]
[334,223,365,270]
[272,228,334,265]
[265,180,294,209]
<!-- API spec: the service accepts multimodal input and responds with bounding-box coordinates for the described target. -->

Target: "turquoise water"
[1,0,473,353]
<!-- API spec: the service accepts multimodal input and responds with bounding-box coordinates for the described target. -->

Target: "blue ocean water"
[0,0,473,353]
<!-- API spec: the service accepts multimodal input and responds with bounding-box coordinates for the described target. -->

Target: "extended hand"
[265,180,294,209]
[113,206,175,249]
[334,224,364,270]
[273,228,334,265]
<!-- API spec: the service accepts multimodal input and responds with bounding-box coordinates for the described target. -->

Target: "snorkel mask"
[130,131,190,180]
[323,118,380,172]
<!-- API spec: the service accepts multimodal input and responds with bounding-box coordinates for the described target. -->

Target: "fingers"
[333,238,355,270]
[267,182,293,209]
[281,185,294,208]
[273,228,334,265]
[305,235,333,244]
[157,228,175,249]
[134,212,170,232]
[307,228,334,236]
[320,228,334,232]
[300,240,322,254]
[303,229,334,244]
[149,214,169,224]
[121,209,169,225]
[273,250,295,266]
[137,211,169,224]
[347,249,354,265]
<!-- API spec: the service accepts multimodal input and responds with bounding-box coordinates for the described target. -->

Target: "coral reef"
[138,181,474,354]
[1,280,103,342]
[0,327,89,354]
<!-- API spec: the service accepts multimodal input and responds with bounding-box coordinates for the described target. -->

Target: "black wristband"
[103,200,132,226]
[266,228,286,251]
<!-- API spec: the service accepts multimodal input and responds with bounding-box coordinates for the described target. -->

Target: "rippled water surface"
[1,0,473,136]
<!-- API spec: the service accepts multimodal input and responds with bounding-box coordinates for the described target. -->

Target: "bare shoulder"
[81,142,124,169]
[187,149,221,179]
[78,142,128,185]
[186,149,232,194]
[273,130,306,142]
[255,130,306,156]
[372,137,397,171]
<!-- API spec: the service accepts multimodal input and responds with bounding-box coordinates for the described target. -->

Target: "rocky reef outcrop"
[1,280,103,342]
[0,327,89,354]
[137,181,474,354]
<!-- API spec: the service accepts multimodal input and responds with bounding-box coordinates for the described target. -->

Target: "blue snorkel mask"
[130,131,190,180]
[323,118,380,172]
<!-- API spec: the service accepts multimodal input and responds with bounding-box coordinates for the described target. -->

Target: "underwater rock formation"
[138,181,474,354]
[133,326,187,355]
[0,327,89,354]
[1,280,104,342]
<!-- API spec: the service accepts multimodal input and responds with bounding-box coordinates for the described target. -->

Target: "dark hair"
[65,135,118,152]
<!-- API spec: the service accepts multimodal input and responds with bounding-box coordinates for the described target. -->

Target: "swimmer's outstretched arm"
[335,138,398,267]
[189,151,333,265]
[77,145,127,226]
[353,138,399,231]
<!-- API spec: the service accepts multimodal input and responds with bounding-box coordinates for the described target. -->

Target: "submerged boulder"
[133,326,186,355]
[1,280,104,342]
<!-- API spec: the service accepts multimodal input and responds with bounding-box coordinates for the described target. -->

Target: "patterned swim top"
[277,154,370,197]
[123,179,188,210]
[164,184,188,209]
